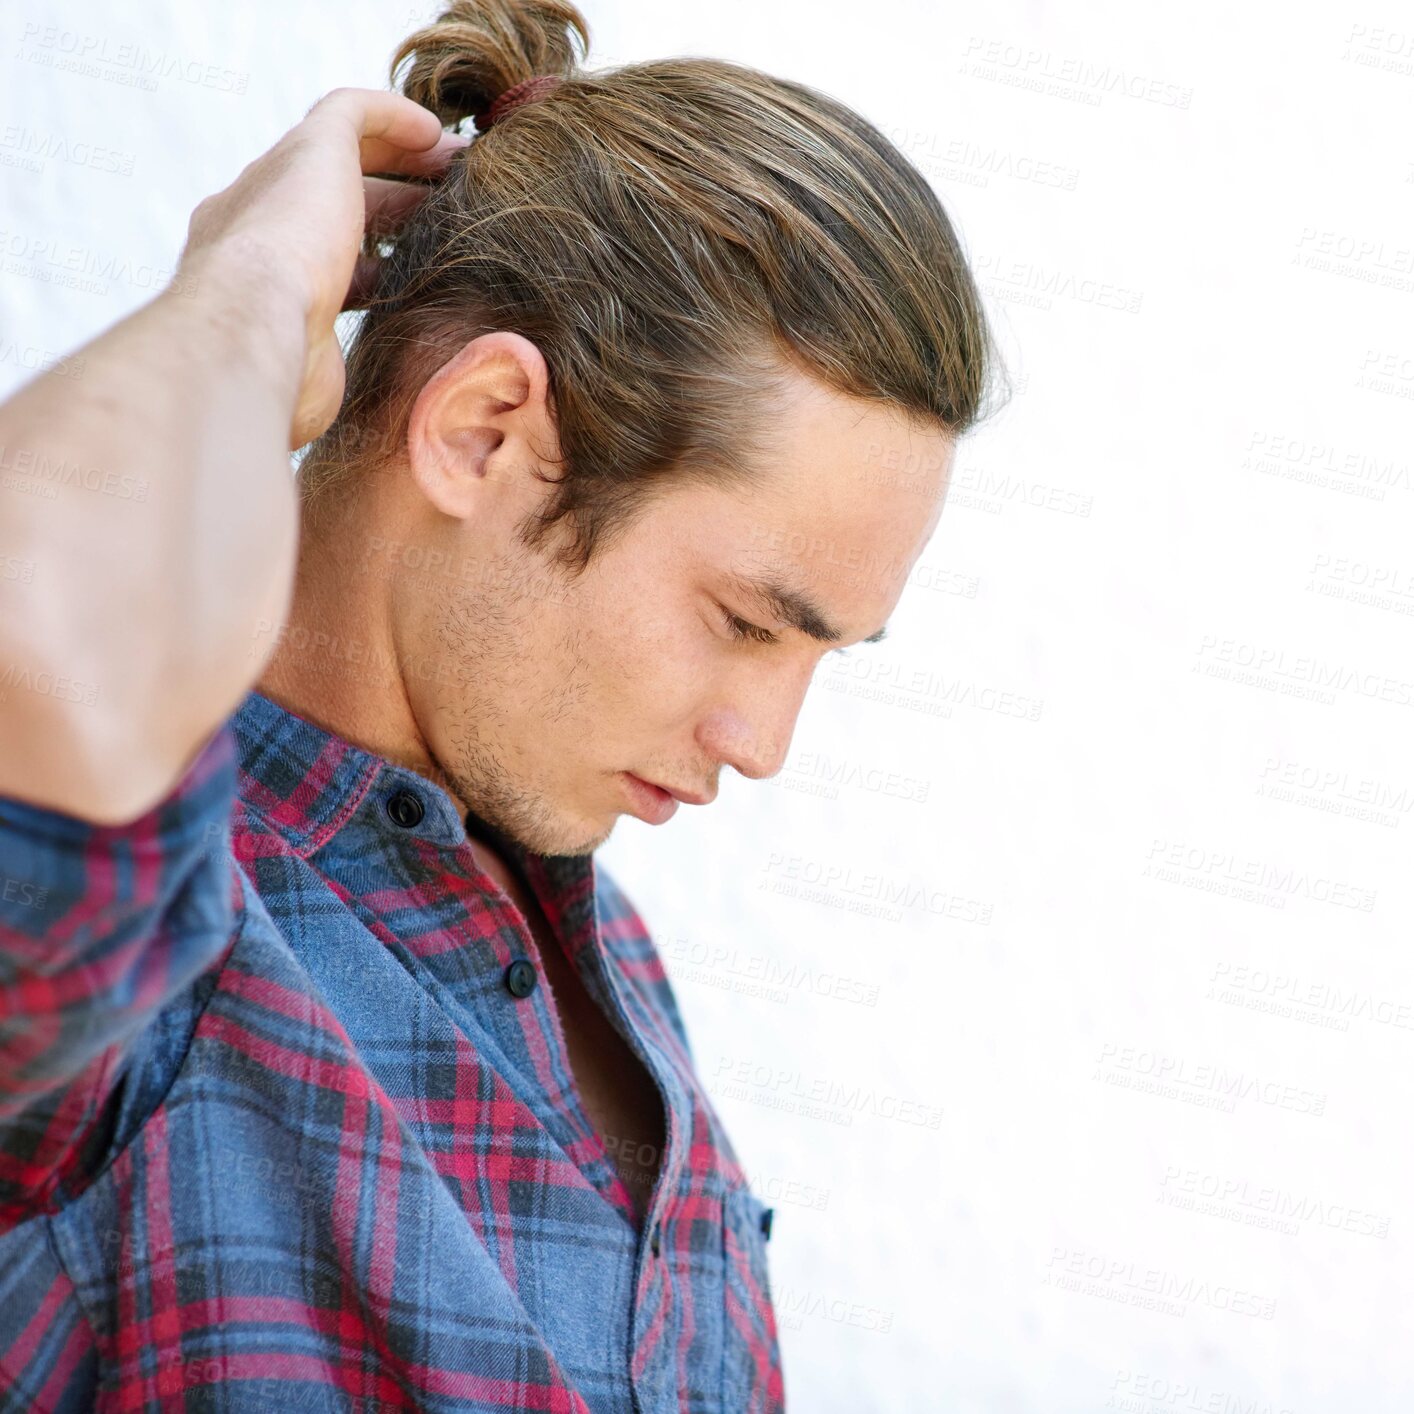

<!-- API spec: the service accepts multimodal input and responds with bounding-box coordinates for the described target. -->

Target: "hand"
[176,88,470,451]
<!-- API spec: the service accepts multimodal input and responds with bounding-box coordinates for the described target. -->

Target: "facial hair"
[422,546,614,860]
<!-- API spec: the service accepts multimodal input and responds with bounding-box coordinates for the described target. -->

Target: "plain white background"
[3,2,1412,1409]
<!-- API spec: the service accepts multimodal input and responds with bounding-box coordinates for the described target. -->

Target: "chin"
[551,813,618,859]
[452,753,615,859]
[507,800,616,860]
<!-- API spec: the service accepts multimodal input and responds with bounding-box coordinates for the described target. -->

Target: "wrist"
[169,234,309,392]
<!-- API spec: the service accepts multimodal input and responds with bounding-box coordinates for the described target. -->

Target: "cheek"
[595,600,714,714]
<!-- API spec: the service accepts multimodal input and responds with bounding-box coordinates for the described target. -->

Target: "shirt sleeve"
[0,721,239,1231]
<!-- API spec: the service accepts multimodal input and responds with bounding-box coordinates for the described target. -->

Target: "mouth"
[620,767,717,823]
[641,774,714,806]
[620,772,679,824]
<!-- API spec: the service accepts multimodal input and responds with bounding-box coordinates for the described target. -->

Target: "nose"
[698,658,818,781]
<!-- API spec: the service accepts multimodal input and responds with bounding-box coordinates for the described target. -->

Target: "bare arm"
[0,252,304,825]
[0,89,468,824]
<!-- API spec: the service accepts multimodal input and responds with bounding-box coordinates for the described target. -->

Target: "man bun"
[389,0,589,132]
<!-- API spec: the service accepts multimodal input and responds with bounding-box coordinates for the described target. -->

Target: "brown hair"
[298,0,1010,575]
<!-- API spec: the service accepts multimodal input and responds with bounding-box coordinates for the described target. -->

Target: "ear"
[406,330,557,521]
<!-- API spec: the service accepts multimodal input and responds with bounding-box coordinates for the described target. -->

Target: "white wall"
[4,2,1411,1410]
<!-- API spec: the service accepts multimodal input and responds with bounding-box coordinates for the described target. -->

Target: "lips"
[620,773,678,825]
[642,780,713,807]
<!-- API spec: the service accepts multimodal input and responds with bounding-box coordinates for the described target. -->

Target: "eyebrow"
[727,570,889,648]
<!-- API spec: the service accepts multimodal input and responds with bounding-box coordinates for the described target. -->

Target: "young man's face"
[398,352,954,858]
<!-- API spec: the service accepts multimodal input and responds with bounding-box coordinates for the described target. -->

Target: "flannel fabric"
[0,690,783,1411]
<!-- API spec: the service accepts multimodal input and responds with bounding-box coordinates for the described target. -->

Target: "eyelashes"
[713,602,853,655]
[717,603,779,646]
[713,602,856,658]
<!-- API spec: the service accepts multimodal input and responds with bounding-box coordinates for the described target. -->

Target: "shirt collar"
[231,689,601,967]
[231,689,502,860]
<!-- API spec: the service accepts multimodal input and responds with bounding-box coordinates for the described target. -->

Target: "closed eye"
[717,603,779,645]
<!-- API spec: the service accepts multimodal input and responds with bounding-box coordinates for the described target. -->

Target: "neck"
[255,489,470,817]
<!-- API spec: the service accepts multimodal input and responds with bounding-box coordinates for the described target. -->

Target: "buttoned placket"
[375,773,578,1112]
[373,767,685,1252]
[530,847,697,1262]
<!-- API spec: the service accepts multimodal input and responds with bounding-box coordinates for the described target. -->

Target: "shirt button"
[650,1228,661,1258]
[386,789,425,828]
[504,958,538,998]
[760,1207,774,1241]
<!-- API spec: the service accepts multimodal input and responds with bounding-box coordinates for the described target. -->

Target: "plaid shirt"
[0,690,783,1412]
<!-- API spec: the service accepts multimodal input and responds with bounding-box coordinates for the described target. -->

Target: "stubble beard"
[429,555,614,861]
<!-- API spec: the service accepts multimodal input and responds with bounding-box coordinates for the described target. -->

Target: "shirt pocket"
[720,1184,785,1412]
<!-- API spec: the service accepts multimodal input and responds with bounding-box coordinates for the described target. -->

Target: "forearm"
[0,256,308,822]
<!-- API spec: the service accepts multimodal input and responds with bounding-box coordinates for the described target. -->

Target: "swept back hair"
[298,0,1009,575]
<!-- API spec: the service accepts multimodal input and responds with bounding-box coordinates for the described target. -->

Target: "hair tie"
[475,75,565,134]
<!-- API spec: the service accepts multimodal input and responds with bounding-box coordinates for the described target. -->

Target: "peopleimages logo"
[1157,1165,1391,1240]
[1193,633,1414,709]
[1108,1368,1295,1414]
[1094,1042,1327,1118]
[711,1056,943,1130]
[759,851,994,926]
[1143,838,1378,912]
[14,21,250,94]
[778,751,931,805]
[0,440,148,501]
[959,36,1194,108]
[661,934,881,1008]
[1045,1248,1277,1321]
[1208,961,1414,1034]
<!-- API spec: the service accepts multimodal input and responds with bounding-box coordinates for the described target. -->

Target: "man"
[0,54,988,1411]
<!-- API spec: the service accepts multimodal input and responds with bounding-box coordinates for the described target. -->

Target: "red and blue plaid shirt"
[0,690,783,1411]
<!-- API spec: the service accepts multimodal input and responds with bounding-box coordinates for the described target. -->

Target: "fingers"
[342,253,385,312]
[376,128,472,180]
[341,172,447,308]
[306,87,471,179]
[363,173,438,240]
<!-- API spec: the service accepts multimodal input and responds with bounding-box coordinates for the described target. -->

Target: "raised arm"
[0,89,469,1228]
[0,88,469,825]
